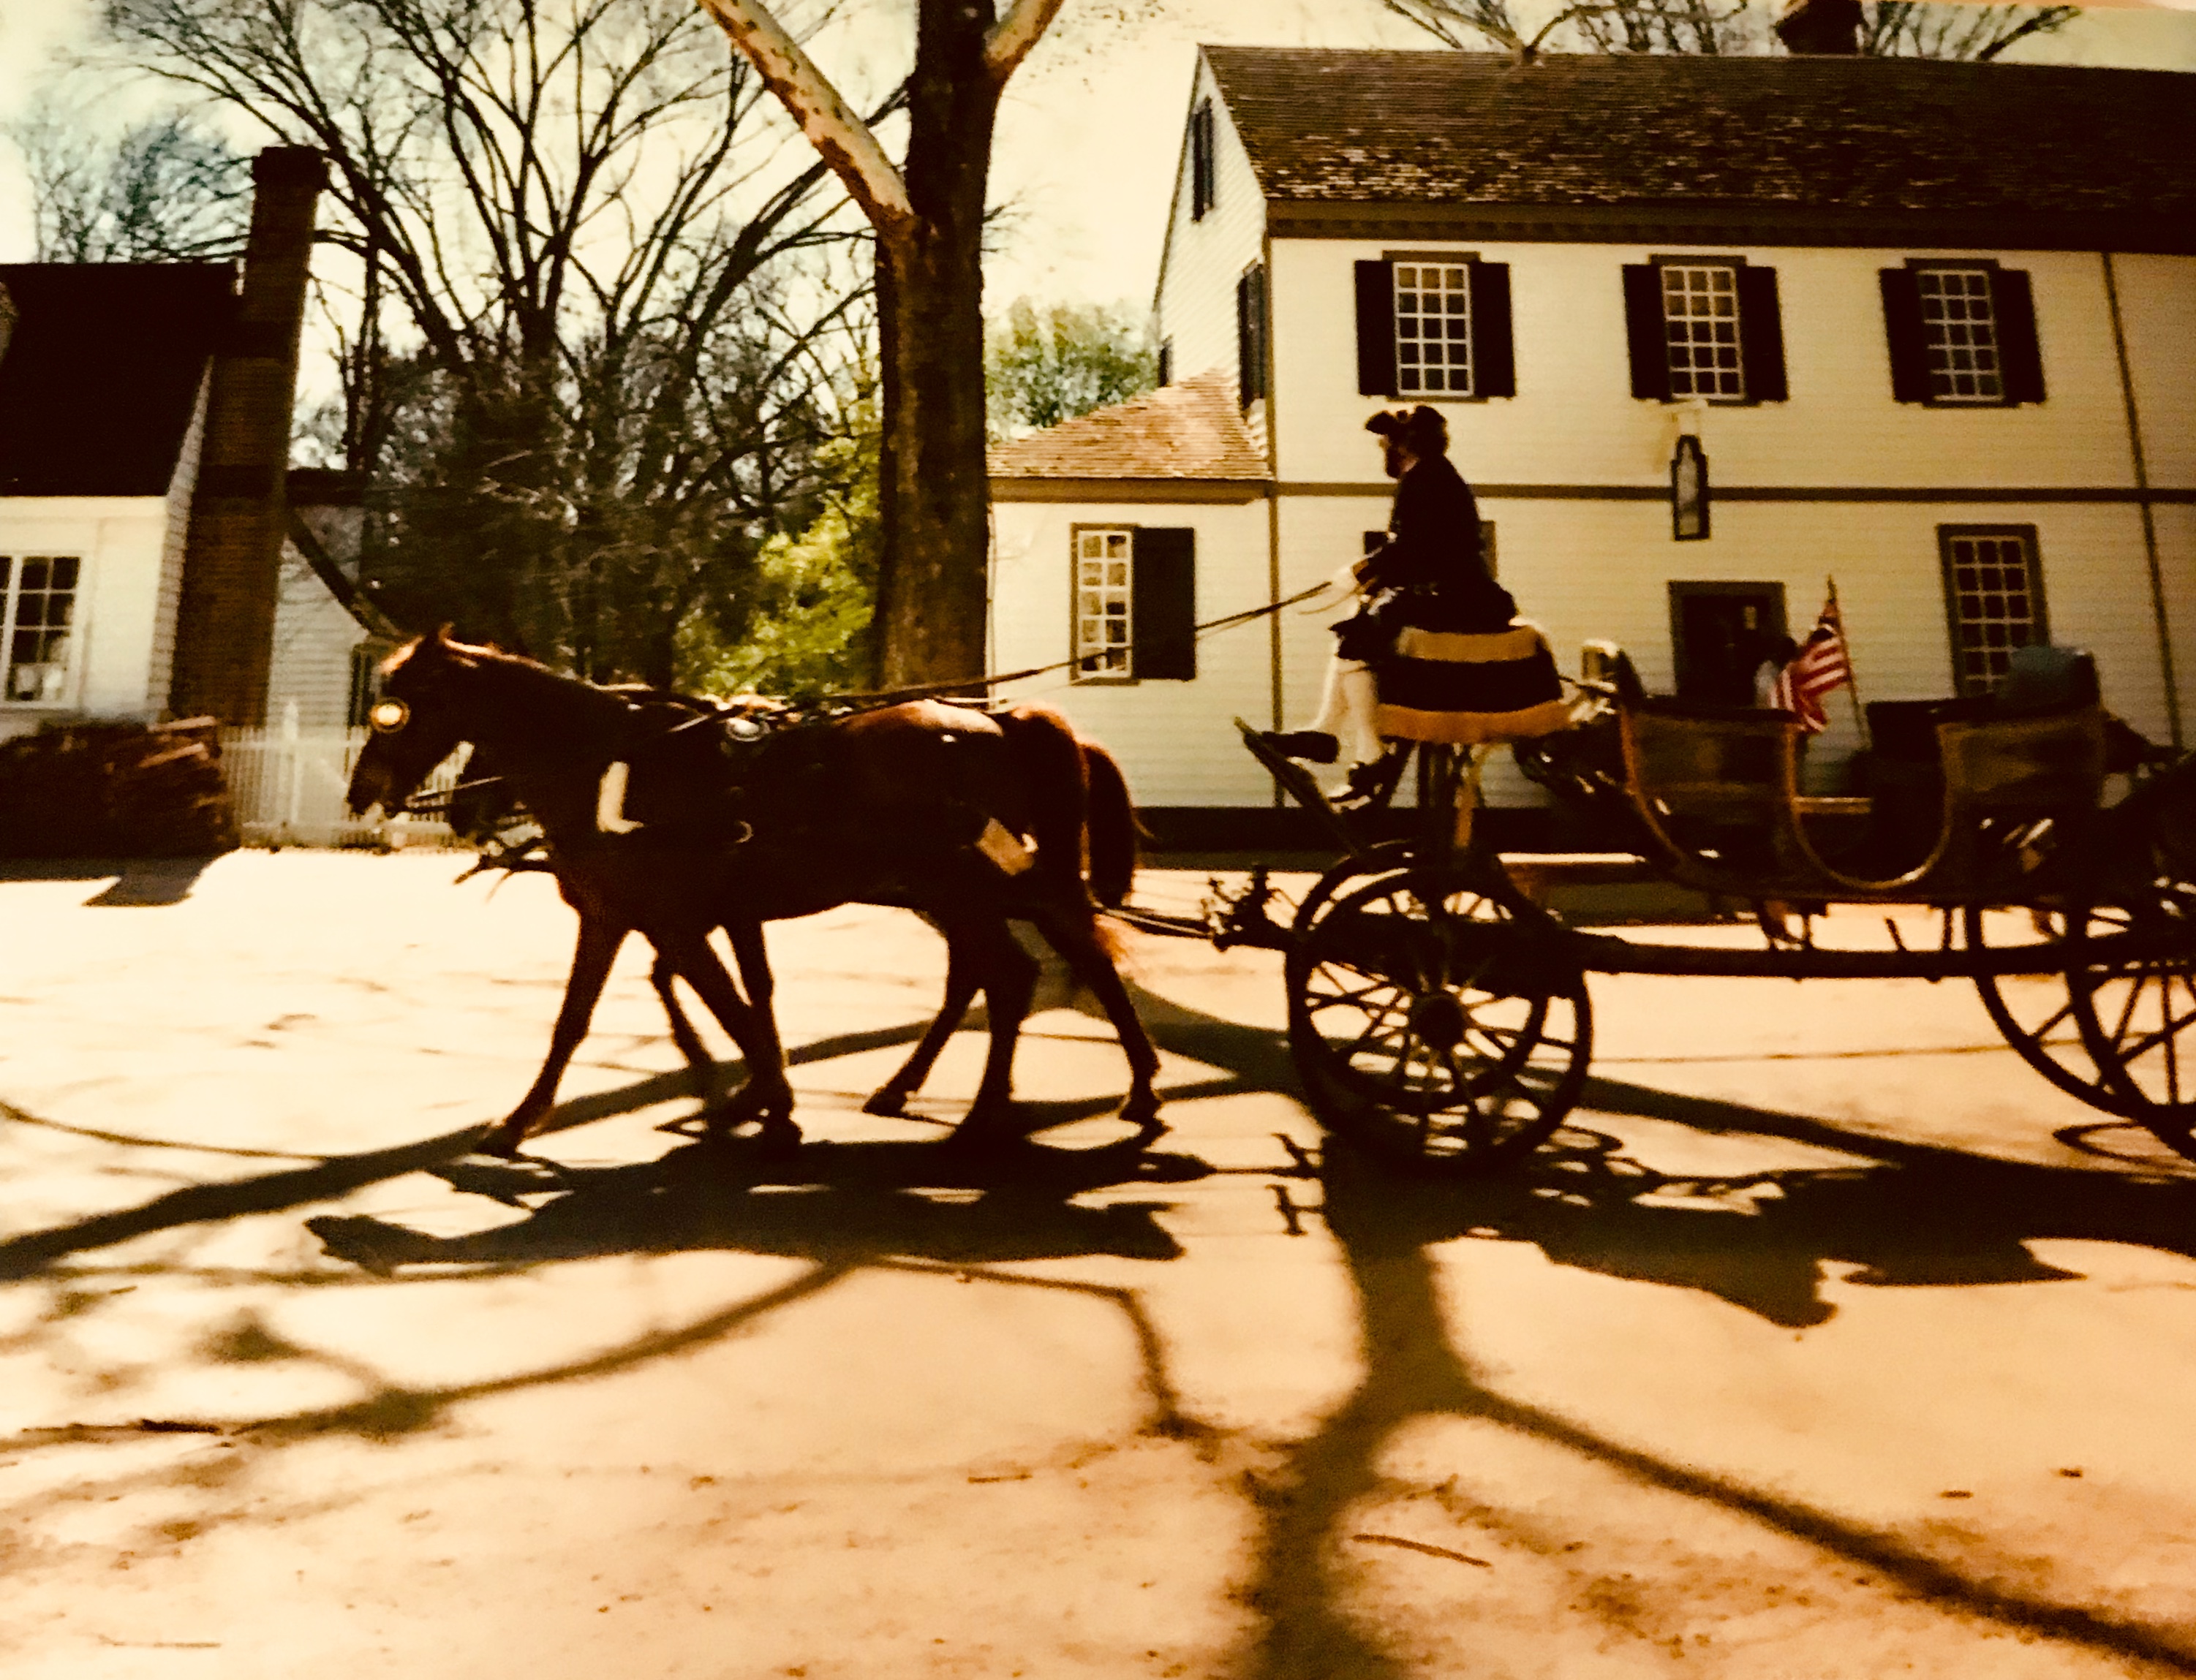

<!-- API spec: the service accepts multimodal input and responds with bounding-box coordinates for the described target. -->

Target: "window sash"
[1941,529,2045,694]
[1073,529,1134,679]
[1914,267,2004,404]
[1661,263,1745,401]
[1392,262,1474,398]
[0,553,81,704]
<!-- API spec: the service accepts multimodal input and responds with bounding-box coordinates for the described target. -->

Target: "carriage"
[1110,637,2196,1178]
[357,620,2192,1176]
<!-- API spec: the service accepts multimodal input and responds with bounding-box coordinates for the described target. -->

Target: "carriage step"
[1500,852,1655,905]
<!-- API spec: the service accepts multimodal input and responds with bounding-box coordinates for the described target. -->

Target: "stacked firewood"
[0,719,239,858]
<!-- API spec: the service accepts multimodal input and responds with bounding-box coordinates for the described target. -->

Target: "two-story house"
[988,49,2196,844]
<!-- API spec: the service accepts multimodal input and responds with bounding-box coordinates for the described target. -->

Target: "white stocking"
[1305,656,1382,768]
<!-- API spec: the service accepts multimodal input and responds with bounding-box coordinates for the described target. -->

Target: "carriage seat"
[1375,621,1572,746]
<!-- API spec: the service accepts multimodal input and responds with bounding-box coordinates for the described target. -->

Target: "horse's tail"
[997,701,1139,912]
[1082,741,1140,909]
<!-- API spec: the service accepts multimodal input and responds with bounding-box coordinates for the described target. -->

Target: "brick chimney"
[167,146,328,725]
[1775,0,1863,53]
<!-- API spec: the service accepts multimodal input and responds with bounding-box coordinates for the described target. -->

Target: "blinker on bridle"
[369,698,410,733]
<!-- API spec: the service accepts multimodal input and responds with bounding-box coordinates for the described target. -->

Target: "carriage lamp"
[1672,434,1710,541]
[369,698,411,733]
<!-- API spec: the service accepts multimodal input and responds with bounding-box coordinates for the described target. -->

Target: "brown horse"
[346,629,1161,1157]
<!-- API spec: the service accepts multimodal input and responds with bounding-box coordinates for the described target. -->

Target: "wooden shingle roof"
[1204,48,2196,251]
[989,372,1266,483]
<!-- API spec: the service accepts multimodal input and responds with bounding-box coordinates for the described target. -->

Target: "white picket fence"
[219,713,472,849]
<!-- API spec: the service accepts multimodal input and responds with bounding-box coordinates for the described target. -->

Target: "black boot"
[1330,749,1407,809]
[1256,729,1340,765]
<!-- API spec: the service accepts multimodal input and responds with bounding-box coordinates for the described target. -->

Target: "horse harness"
[416,690,1037,880]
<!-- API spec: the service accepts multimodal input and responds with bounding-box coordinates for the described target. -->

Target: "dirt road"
[3,853,2193,1679]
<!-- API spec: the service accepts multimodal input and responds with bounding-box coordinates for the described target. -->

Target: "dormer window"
[1189,100,1217,222]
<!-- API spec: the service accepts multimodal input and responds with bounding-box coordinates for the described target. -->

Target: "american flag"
[1770,594,1852,735]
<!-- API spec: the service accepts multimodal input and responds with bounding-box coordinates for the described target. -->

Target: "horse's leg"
[653,927,799,1151]
[940,912,1039,1143]
[864,929,981,1118]
[649,958,713,1081]
[1030,905,1165,1136]
[490,912,629,1157]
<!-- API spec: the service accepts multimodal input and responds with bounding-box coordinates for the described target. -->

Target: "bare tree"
[92,0,882,678]
[1377,0,2078,58]
[695,0,1070,689]
[7,102,250,262]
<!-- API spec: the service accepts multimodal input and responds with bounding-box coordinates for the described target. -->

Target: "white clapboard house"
[0,148,382,752]
[987,48,2196,844]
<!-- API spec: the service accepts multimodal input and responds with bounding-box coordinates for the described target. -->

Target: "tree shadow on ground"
[1237,1144,2196,1680]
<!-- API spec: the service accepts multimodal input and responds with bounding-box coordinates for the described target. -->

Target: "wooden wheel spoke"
[2120,1005,2196,1065]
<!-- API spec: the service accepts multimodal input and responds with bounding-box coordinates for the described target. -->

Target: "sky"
[1,0,2192,314]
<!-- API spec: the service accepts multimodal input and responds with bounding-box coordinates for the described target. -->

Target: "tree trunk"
[870,0,1000,690]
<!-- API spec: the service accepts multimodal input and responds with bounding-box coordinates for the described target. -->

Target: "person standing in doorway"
[1262,405,1515,801]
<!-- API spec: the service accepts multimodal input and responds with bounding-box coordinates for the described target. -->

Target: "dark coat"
[1335,454,1516,662]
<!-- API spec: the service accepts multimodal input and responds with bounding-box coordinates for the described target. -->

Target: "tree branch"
[690,0,911,235]
[983,0,1069,85]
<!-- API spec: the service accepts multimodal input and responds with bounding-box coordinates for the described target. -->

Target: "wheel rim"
[1966,903,2137,1116]
[1286,867,1592,1172]
[2072,879,2196,1155]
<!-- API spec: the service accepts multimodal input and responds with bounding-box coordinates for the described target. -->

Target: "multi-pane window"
[1940,528,2045,695]
[0,554,80,703]
[1074,529,1133,678]
[1661,263,1745,400]
[1915,266,2002,403]
[1393,264,1474,397]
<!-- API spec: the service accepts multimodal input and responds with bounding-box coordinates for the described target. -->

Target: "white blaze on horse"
[346,627,1160,1157]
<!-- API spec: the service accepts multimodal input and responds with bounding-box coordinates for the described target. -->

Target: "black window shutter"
[1468,262,1514,398]
[1880,268,1931,404]
[1737,265,1787,403]
[1354,260,1397,397]
[1189,102,1212,220]
[1993,268,2046,404]
[1236,271,1253,403]
[1622,264,1671,401]
[1132,529,1196,681]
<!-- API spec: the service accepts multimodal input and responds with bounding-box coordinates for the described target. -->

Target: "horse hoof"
[861,1087,910,1119]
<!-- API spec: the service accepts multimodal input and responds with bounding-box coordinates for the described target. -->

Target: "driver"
[1261,405,1516,802]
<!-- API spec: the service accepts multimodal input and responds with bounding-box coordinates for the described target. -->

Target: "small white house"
[990,48,2196,841]
[0,148,374,747]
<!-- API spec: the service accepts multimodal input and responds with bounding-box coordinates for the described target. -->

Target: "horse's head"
[347,626,486,817]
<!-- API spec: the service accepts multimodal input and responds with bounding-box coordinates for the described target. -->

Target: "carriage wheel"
[1285,865,1593,1174]
[2070,874,2196,1160]
[1964,904,2137,1119]
[1294,839,1420,931]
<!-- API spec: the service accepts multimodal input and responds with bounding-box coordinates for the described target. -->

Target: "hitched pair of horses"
[346,629,1162,1157]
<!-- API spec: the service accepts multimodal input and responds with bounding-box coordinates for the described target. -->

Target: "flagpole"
[1828,575,1869,749]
